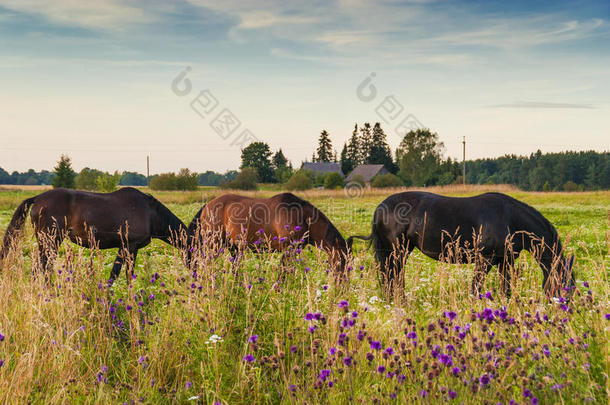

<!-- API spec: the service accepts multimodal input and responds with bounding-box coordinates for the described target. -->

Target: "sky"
[0,0,608,174]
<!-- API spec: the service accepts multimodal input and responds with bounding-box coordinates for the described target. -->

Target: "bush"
[371,173,403,188]
[284,171,313,190]
[76,168,104,190]
[225,167,259,190]
[175,168,199,191]
[323,172,345,189]
[563,181,580,192]
[95,172,121,192]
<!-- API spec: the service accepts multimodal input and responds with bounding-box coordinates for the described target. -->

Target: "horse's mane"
[486,192,561,251]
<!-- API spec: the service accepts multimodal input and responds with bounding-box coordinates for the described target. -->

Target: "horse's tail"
[346,233,373,250]
[0,196,36,260]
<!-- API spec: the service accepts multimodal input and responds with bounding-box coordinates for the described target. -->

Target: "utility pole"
[462,136,466,185]
[146,155,150,186]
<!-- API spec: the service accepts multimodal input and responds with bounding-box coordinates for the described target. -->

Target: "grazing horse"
[0,187,191,281]
[348,192,574,297]
[188,193,351,274]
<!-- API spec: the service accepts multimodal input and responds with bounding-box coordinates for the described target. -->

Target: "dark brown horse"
[188,193,351,273]
[0,187,191,282]
[349,192,574,297]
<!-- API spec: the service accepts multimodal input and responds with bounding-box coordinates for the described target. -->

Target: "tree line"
[3,128,608,191]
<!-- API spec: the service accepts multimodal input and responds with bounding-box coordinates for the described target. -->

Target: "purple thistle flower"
[384,347,394,355]
[329,347,337,355]
[290,345,297,353]
[523,389,532,398]
[294,226,302,231]
[377,365,386,373]
[419,390,428,398]
[352,311,358,318]
[248,335,258,343]
[289,384,296,392]
[308,325,316,333]
[0,333,4,342]
[370,341,382,350]
[343,356,352,366]
[319,369,331,381]
[0,359,3,367]
[451,367,461,376]
[138,356,145,365]
[338,300,349,308]
[485,291,493,300]
[448,389,457,399]
[304,313,314,321]
[328,381,334,387]
[480,374,490,386]
[531,397,539,405]
[243,354,255,363]
[407,331,417,340]
[444,311,457,320]
[322,284,328,291]
[605,313,610,320]
[186,381,192,389]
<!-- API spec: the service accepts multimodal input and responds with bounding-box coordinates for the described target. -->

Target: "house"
[301,162,344,178]
[345,164,389,185]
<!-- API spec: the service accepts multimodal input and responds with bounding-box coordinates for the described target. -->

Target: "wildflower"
[322,285,329,291]
[451,367,461,376]
[289,384,296,392]
[148,293,155,300]
[308,325,316,333]
[384,347,394,355]
[304,313,315,321]
[243,354,255,363]
[377,365,386,373]
[294,226,302,231]
[444,311,457,320]
[0,360,3,367]
[138,356,146,365]
[352,311,358,318]
[329,347,337,356]
[448,390,457,399]
[419,390,428,398]
[605,314,610,320]
[485,291,493,300]
[0,333,4,342]
[338,300,349,308]
[328,380,334,387]
[290,345,297,353]
[343,356,352,366]
[249,335,258,343]
[531,397,539,405]
[319,369,331,381]
[480,374,490,386]
[186,381,192,389]
[370,341,382,350]
[407,331,417,339]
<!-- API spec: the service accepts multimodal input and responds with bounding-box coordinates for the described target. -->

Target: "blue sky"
[0,0,608,173]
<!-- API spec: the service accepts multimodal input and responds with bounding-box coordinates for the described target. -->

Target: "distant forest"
[1,150,608,191]
[0,168,238,187]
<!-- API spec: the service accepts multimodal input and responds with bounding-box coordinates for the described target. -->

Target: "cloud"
[0,0,152,30]
[490,101,595,109]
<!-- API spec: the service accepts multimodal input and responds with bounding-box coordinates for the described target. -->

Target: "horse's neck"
[154,208,187,247]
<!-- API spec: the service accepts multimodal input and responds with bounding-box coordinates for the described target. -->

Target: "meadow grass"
[0,186,608,404]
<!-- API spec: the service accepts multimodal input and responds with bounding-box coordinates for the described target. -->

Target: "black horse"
[349,192,574,297]
[0,187,191,282]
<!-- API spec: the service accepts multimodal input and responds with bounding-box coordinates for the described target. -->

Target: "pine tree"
[340,143,354,175]
[346,124,361,166]
[367,122,395,172]
[52,154,76,189]
[316,130,333,162]
[359,122,373,163]
[272,149,288,169]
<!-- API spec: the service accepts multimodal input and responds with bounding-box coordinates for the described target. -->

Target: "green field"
[0,186,608,404]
